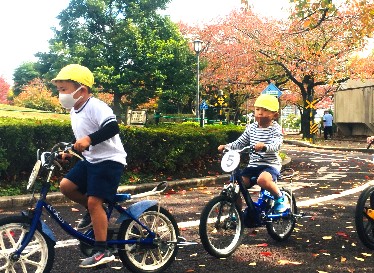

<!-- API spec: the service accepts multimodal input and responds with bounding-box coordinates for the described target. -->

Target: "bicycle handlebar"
[224,146,264,158]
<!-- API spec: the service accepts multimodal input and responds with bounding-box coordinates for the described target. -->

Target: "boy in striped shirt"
[218,94,288,212]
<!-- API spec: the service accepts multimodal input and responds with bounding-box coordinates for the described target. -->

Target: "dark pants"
[324,126,333,140]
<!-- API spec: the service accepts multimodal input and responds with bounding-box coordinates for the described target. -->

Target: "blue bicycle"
[0,142,180,273]
[199,146,300,258]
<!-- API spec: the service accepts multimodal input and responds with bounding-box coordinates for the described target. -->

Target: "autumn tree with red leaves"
[0,77,11,104]
[182,1,373,137]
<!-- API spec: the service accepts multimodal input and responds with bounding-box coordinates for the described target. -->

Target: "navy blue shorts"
[241,166,280,188]
[65,160,124,203]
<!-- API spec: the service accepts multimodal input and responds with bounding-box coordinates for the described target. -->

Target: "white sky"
[0,0,290,85]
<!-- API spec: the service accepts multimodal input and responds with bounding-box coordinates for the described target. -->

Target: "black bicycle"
[355,140,374,249]
[199,146,302,258]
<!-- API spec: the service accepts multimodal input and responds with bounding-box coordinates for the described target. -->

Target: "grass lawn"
[0,104,70,121]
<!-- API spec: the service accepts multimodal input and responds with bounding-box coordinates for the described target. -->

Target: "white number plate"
[221,150,240,172]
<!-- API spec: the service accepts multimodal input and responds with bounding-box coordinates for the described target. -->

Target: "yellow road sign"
[310,123,319,134]
[305,99,317,109]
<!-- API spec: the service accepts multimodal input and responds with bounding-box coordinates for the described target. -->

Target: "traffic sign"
[261,83,282,98]
[200,100,209,110]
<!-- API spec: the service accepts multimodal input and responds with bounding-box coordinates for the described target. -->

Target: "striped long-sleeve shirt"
[226,121,283,171]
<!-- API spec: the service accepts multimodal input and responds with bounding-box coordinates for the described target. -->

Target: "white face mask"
[59,86,83,109]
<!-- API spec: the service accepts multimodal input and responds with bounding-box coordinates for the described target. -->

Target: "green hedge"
[0,118,243,186]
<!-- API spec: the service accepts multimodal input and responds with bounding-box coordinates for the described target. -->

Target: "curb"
[284,139,372,153]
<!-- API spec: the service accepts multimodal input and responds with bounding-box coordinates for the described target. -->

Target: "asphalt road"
[2,143,374,273]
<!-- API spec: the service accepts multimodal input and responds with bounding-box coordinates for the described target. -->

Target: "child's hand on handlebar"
[57,152,73,163]
[218,145,226,153]
[74,136,91,153]
[254,142,266,152]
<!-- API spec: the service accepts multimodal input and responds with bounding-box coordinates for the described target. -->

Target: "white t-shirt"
[70,97,127,165]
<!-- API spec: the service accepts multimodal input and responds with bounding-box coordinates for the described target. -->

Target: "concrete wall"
[335,79,374,136]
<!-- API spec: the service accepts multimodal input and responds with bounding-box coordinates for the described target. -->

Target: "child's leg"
[256,171,282,198]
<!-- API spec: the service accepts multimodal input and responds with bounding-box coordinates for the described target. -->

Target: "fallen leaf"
[354,257,364,261]
[71,208,79,212]
[336,231,349,238]
[260,252,272,257]
[362,253,372,257]
[278,260,302,265]
[248,262,256,266]
[255,243,268,247]
[322,236,332,240]
[341,256,347,262]
[185,269,195,273]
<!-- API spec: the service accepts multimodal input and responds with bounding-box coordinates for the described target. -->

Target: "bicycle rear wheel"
[266,189,297,241]
[199,195,244,258]
[355,185,374,249]
[0,216,55,273]
[117,206,179,273]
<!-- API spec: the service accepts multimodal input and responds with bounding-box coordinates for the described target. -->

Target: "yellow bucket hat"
[52,64,94,88]
[254,94,279,112]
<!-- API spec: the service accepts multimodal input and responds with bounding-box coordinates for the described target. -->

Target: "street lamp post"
[193,39,203,126]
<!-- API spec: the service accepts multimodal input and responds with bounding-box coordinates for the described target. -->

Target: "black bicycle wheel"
[266,189,297,241]
[0,216,55,273]
[355,185,374,249]
[199,195,244,258]
[117,206,179,273]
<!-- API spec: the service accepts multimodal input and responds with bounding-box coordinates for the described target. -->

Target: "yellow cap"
[254,94,279,112]
[52,64,94,88]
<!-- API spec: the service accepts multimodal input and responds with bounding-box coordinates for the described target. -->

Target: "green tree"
[13,62,40,96]
[36,0,196,116]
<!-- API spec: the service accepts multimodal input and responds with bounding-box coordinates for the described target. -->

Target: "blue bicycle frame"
[14,181,160,257]
[230,167,292,227]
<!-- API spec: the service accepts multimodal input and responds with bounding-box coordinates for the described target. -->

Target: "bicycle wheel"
[355,185,374,249]
[0,216,55,273]
[266,189,297,241]
[199,195,244,258]
[117,205,179,273]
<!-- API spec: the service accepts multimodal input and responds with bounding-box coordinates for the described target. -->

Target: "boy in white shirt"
[52,64,127,268]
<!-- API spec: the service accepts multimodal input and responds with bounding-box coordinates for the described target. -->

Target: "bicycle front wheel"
[0,216,55,273]
[199,195,244,258]
[355,185,374,249]
[117,206,179,273]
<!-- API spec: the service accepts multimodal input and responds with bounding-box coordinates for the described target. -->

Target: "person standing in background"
[323,110,333,140]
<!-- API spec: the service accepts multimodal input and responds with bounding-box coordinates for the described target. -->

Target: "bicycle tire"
[266,189,297,241]
[355,185,374,249]
[0,215,55,273]
[199,195,244,258]
[117,205,179,273]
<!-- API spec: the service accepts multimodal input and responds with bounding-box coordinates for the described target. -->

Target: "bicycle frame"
[14,181,161,258]
[227,165,292,227]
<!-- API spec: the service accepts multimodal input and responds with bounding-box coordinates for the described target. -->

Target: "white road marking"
[297,180,374,207]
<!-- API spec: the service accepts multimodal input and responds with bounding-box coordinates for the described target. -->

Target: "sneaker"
[79,249,115,268]
[273,193,290,213]
[77,211,92,230]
